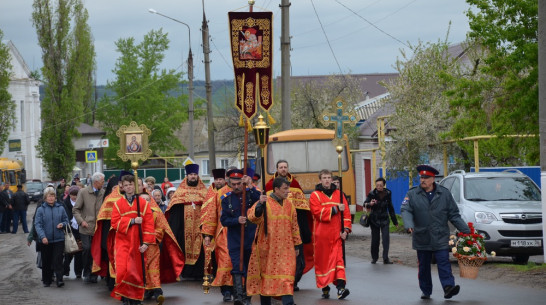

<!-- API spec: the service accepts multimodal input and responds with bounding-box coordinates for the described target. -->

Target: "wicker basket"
[455,253,486,279]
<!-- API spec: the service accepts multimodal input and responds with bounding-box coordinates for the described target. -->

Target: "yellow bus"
[0,157,26,192]
[263,129,356,205]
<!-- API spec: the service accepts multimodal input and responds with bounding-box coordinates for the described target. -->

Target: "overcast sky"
[0,0,471,85]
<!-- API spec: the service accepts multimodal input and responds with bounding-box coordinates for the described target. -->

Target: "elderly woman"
[35,187,69,287]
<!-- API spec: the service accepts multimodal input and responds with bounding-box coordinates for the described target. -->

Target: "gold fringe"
[239,114,244,127]
[247,118,253,132]
[267,112,276,125]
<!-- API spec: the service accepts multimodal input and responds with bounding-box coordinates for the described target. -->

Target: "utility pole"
[538,0,546,263]
[188,47,195,160]
[202,0,216,171]
[280,0,292,130]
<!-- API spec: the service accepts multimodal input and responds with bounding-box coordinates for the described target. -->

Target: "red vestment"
[92,185,122,277]
[166,178,207,278]
[200,184,233,286]
[110,196,155,301]
[309,189,352,288]
[247,195,302,296]
[265,173,314,274]
[146,201,185,289]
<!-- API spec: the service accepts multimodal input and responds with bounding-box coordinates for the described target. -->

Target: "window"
[201,160,209,176]
[266,140,348,174]
[451,178,461,203]
[220,159,229,169]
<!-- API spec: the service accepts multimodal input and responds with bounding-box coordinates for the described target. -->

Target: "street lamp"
[149,8,195,160]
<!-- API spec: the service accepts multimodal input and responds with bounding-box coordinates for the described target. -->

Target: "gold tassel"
[267,111,276,125]
[247,118,253,132]
[239,114,244,127]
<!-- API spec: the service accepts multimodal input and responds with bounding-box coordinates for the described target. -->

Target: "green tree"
[0,30,15,154]
[445,0,539,166]
[32,0,96,180]
[96,29,187,169]
[289,74,363,147]
[383,38,465,172]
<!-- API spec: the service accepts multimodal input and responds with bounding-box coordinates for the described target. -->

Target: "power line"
[310,0,344,75]
[335,0,410,48]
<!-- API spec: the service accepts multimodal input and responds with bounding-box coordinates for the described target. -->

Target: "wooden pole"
[132,162,146,287]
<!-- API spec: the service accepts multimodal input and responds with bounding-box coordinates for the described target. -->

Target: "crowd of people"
[13,162,468,304]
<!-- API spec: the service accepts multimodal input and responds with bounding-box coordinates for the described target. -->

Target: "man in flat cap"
[166,164,208,279]
[220,169,266,305]
[401,165,470,300]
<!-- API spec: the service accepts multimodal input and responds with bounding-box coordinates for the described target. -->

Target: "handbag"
[64,225,81,254]
[359,212,371,227]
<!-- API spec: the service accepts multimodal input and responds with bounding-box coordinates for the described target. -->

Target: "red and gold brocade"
[166,178,207,265]
[309,189,352,289]
[200,184,233,286]
[110,196,155,301]
[92,185,122,277]
[246,196,302,296]
[145,202,185,289]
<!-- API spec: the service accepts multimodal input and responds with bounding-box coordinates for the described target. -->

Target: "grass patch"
[497,262,546,271]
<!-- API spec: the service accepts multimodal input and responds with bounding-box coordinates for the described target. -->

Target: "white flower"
[451,247,457,254]
[448,240,455,246]
[463,246,471,252]
[491,251,496,257]
[449,235,456,240]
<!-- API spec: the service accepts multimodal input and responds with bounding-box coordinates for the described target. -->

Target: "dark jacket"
[364,188,398,227]
[12,189,30,211]
[0,189,13,212]
[35,201,69,243]
[63,196,81,240]
[401,183,470,251]
[220,187,260,251]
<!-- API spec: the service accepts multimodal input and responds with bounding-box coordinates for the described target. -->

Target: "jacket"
[35,201,69,243]
[12,190,30,211]
[401,183,470,251]
[364,188,398,227]
[72,184,105,235]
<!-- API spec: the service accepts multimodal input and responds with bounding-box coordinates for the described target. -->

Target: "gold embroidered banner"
[229,11,273,119]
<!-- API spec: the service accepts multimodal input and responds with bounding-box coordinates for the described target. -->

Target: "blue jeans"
[417,249,455,296]
[12,210,29,233]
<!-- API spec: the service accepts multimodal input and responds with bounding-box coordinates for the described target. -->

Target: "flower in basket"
[450,222,487,258]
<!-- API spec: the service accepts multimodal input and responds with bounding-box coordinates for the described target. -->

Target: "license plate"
[511,240,542,247]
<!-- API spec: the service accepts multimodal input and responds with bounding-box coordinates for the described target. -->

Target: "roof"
[77,123,105,136]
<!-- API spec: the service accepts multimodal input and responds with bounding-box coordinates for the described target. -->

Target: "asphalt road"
[2,206,545,305]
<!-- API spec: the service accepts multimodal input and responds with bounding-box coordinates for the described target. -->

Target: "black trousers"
[370,223,390,261]
[294,244,305,285]
[80,233,94,278]
[41,241,64,284]
[64,251,83,277]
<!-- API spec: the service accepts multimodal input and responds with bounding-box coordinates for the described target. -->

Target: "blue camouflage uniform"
[220,187,261,275]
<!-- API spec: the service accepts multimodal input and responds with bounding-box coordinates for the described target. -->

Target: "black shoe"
[76,275,82,279]
[57,280,64,287]
[371,259,377,264]
[144,290,153,300]
[444,285,460,299]
[90,275,98,283]
[43,282,51,287]
[337,288,350,299]
[383,259,393,264]
[293,284,300,292]
[421,293,430,299]
[64,271,70,276]
[222,290,232,302]
[321,286,330,299]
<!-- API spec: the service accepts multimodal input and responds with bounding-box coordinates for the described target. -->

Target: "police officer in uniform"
[401,165,470,300]
[220,169,266,305]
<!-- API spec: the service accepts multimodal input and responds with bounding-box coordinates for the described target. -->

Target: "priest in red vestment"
[166,164,208,279]
[110,175,155,305]
[247,177,302,305]
[200,168,235,302]
[309,169,352,300]
[265,160,313,291]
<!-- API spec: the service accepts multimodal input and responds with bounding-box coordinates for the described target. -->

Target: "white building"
[1,41,45,181]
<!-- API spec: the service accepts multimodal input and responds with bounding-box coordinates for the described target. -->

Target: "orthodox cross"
[322,98,357,146]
